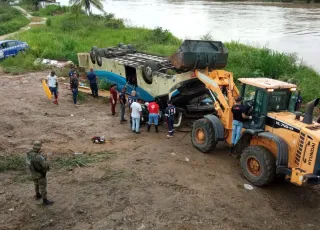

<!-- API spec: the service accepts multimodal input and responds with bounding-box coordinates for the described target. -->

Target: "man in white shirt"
[130,98,142,134]
[46,71,58,105]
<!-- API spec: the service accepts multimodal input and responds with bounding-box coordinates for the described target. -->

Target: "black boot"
[155,125,159,133]
[147,124,151,132]
[229,144,234,154]
[43,198,54,206]
[34,193,42,200]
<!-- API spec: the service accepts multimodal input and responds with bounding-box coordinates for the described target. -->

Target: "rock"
[9,208,14,212]
[31,214,36,217]
[76,209,85,214]
[0,191,4,194]
[137,224,145,230]
[308,224,314,228]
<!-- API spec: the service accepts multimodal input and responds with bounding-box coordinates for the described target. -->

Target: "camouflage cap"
[33,141,42,149]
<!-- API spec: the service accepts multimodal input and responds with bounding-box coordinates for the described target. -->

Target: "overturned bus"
[77,40,228,127]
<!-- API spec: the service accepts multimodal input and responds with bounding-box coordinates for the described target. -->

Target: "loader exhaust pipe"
[303,98,319,124]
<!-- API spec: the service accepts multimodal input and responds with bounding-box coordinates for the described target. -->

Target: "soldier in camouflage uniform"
[26,141,54,205]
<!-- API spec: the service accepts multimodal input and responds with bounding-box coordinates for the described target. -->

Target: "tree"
[69,0,104,16]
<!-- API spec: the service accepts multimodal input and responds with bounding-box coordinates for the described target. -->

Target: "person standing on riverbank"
[70,73,80,106]
[119,87,127,123]
[87,68,99,98]
[109,84,117,115]
[26,141,54,206]
[46,71,58,105]
[147,99,160,133]
[165,100,175,138]
[131,98,142,134]
[128,90,137,127]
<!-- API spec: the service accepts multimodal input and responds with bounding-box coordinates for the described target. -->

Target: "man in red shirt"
[109,84,117,115]
[147,99,160,133]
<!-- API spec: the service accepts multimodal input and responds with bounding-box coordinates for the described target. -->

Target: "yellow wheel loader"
[191,69,320,186]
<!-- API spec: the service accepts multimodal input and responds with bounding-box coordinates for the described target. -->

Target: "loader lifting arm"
[195,69,240,131]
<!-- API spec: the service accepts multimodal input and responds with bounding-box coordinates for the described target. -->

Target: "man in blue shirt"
[165,100,176,138]
[87,68,99,97]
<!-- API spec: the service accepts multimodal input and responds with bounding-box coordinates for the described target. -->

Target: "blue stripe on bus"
[92,70,155,102]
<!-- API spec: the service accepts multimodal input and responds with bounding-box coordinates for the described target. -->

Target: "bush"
[32,5,69,17]
[99,79,111,90]
[46,17,52,27]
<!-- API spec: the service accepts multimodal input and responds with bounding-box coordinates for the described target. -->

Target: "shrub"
[0,155,26,172]
[46,17,52,27]
[34,5,69,17]
[99,79,111,90]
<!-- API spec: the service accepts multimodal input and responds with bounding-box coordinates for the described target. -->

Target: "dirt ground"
[0,71,320,230]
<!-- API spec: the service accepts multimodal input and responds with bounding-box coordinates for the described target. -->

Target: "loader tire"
[240,146,276,187]
[191,118,216,153]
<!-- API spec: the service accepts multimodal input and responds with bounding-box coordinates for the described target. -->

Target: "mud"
[0,71,320,230]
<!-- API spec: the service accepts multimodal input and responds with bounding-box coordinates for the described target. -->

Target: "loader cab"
[238,78,298,130]
[240,84,268,129]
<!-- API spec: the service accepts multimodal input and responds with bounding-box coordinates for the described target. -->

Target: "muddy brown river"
[60,0,320,72]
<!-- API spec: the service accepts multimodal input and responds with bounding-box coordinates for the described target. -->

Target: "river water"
[60,0,320,72]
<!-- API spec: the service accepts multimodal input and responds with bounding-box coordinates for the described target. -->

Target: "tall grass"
[0,52,45,75]
[4,11,319,102]
[225,42,320,102]
[14,13,180,63]
[0,4,29,36]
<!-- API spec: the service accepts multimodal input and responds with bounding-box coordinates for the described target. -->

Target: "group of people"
[109,84,176,137]
[46,67,99,106]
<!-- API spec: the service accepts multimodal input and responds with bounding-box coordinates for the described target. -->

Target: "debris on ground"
[185,157,190,162]
[34,58,73,68]
[92,136,106,144]
[244,184,254,190]
[171,152,176,156]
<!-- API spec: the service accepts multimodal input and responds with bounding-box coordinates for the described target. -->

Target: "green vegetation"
[225,42,320,102]
[13,13,179,63]
[0,155,26,172]
[1,8,318,102]
[0,151,114,172]
[99,79,112,90]
[54,154,95,170]
[0,52,45,75]
[0,4,29,36]
[31,5,69,17]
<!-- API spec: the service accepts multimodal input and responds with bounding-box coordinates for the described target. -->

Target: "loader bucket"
[169,40,228,70]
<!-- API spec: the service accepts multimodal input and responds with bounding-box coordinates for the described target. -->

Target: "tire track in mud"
[155,181,198,195]
[172,159,220,180]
